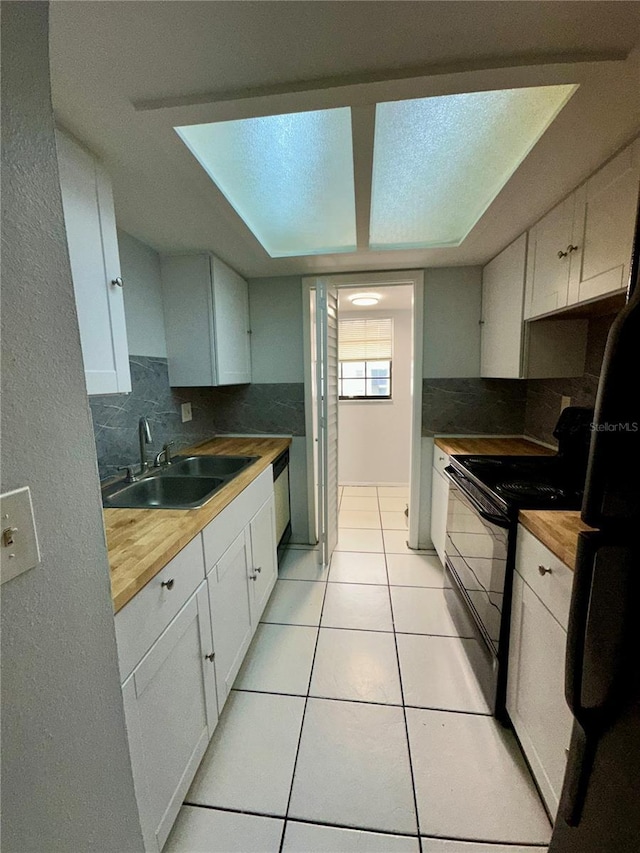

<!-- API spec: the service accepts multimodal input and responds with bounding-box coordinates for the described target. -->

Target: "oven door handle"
[444,466,510,529]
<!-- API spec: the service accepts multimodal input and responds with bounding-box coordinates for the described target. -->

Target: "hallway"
[166,486,551,853]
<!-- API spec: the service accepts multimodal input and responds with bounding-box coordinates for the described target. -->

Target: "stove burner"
[496,481,568,501]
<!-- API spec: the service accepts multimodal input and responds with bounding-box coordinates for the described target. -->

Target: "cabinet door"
[568,139,640,306]
[211,256,251,385]
[121,584,217,853]
[56,131,131,394]
[248,496,278,625]
[430,467,449,565]
[524,195,575,319]
[208,530,253,712]
[507,572,573,817]
[481,234,527,378]
[161,254,215,387]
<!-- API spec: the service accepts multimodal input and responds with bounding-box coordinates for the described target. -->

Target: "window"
[338,318,392,400]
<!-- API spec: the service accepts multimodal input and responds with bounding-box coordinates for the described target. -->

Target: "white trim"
[302,270,424,549]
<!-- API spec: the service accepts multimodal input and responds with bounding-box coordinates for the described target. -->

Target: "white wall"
[1,5,144,850]
[248,276,304,383]
[119,229,167,357]
[423,266,482,378]
[338,308,412,485]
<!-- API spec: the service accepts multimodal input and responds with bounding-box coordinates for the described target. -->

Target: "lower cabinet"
[117,465,279,851]
[207,494,278,712]
[507,527,574,817]
[430,449,450,564]
[121,583,217,852]
[207,530,254,713]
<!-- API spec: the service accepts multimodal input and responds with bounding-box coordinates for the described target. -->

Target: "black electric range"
[441,408,593,721]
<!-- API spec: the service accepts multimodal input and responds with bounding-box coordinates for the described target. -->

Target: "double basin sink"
[102,455,258,510]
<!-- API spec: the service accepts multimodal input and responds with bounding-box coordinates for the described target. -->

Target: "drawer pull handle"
[205,653,215,662]
[161,578,175,590]
[538,565,552,576]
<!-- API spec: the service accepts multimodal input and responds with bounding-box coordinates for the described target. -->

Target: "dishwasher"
[272,449,291,561]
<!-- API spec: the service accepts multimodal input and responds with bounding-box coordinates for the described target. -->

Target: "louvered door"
[316,281,339,567]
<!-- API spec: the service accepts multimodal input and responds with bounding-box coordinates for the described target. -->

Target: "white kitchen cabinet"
[482,232,588,379]
[524,195,576,320]
[247,495,278,624]
[430,449,450,564]
[56,129,131,394]
[568,138,640,306]
[122,583,217,852]
[207,530,254,713]
[160,253,251,386]
[507,527,574,817]
[481,234,527,378]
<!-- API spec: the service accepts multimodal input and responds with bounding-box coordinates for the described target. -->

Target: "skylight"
[176,86,576,257]
[369,85,576,249]
[175,108,357,258]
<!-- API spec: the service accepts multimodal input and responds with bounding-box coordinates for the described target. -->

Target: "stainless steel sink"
[163,455,258,478]
[103,475,226,510]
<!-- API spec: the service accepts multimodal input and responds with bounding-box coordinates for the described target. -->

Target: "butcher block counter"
[105,436,291,613]
[518,510,596,571]
[434,436,554,456]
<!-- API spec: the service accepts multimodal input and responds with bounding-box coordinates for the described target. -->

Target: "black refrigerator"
[549,196,640,853]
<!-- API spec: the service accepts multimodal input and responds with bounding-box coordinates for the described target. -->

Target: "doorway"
[302,271,424,566]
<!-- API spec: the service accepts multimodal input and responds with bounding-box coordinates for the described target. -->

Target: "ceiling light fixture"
[349,292,381,306]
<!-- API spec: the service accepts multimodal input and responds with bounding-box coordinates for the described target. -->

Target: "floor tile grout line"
[259,618,474,640]
[378,485,423,853]
[277,550,332,853]
[182,802,548,849]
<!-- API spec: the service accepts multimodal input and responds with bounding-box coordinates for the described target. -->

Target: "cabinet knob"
[567,244,579,254]
[111,277,124,287]
[161,578,175,590]
[205,653,215,662]
[254,566,262,574]
[538,565,552,576]
[557,249,569,259]
[249,572,257,581]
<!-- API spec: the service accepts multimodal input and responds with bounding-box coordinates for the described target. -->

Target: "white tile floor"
[167,485,551,853]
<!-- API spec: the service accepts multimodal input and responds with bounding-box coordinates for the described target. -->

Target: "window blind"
[338,317,393,361]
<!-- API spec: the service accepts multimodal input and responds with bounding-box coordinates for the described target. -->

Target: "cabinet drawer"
[115,536,206,681]
[433,447,450,479]
[516,525,573,629]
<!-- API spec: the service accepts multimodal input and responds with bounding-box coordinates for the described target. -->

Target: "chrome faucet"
[139,416,152,474]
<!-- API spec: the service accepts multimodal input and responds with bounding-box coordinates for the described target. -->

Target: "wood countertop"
[105,436,291,613]
[434,436,554,456]
[518,510,596,571]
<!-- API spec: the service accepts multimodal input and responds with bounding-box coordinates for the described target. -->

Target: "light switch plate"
[1,486,41,585]
[181,402,192,423]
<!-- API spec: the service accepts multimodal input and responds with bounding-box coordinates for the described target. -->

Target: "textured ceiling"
[50,1,640,278]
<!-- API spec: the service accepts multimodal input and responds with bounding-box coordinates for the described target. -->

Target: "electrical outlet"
[181,402,192,423]
[561,395,572,412]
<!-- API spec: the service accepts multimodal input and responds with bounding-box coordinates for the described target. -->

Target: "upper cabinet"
[161,254,251,387]
[56,130,131,395]
[525,137,640,321]
[524,196,576,319]
[481,233,588,379]
[568,138,640,306]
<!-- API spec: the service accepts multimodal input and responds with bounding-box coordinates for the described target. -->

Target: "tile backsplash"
[523,313,615,446]
[90,356,304,480]
[422,378,527,437]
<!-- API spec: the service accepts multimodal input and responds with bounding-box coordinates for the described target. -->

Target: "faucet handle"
[163,441,175,465]
[118,464,138,483]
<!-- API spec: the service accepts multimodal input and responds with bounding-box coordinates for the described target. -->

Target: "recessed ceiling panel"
[176,108,356,258]
[370,85,577,250]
